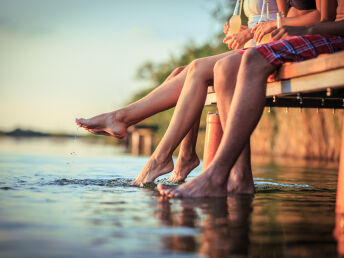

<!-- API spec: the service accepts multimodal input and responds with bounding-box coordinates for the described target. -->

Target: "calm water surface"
[0,137,341,257]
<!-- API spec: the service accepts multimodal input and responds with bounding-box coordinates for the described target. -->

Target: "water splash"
[50,178,178,189]
[51,178,133,187]
[67,127,79,165]
[71,126,79,156]
[74,127,79,143]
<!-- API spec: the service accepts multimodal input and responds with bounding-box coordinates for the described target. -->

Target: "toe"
[157,184,169,196]
[76,118,89,129]
[131,179,139,186]
[76,118,86,125]
[75,118,82,127]
[168,188,182,198]
[165,188,176,196]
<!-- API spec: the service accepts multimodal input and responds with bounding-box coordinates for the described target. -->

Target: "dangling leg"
[169,116,201,182]
[132,51,238,185]
[214,54,255,194]
[76,66,189,138]
[75,51,233,139]
[158,49,275,197]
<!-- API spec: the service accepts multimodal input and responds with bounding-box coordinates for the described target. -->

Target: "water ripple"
[50,178,133,187]
[255,181,314,193]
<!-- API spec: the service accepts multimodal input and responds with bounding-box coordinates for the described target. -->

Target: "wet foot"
[131,156,174,186]
[227,168,255,194]
[75,111,127,139]
[168,154,200,182]
[158,169,227,198]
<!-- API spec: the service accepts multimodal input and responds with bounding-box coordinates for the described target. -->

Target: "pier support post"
[131,131,140,156]
[335,114,344,255]
[128,126,155,156]
[202,113,223,171]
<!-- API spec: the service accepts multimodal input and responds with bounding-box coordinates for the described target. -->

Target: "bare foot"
[227,167,255,194]
[75,111,127,139]
[158,169,227,198]
[131,156,174,186]
[168,154,200,182]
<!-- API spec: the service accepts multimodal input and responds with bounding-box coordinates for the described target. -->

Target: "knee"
[241,48,274,75]
[213,58,230,78]
[171,66,186,77]
[213,55,239,92]
[241,48,261,65]
[214,54,241,78]
[187,58,208,78]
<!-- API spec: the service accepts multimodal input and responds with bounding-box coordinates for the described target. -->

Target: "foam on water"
[49,178,180,190]
[254,180,313,193]
[46,177,316,193]
[51,178,133,187]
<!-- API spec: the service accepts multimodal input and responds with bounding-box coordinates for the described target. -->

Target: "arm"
[253,9,321,42]
[320,0,337,21]
[271,20,344,40]
[308,20,344,35]
[271,0,343,40]
[276,0,289,17]
[283,9,320,26]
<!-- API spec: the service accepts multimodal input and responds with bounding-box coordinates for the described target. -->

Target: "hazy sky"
[0,0,227,133]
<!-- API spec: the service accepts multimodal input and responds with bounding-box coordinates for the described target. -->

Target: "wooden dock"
[206,51,344,109]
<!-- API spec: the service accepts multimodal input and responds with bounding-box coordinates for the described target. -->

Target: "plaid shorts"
[255,34,344,67]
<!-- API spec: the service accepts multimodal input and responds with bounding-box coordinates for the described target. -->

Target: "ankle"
[178,150,198,162]
[229,167,253,183]
[205,163,229,186]
[110,109,129,125]
[152,151,173,165]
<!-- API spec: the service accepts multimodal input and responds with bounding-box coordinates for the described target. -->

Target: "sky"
[0,0,228,133]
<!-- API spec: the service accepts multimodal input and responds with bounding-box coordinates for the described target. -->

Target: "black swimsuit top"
[289,0,316,10]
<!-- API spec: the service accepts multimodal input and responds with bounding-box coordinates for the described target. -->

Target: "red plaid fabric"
[255,34,344,67]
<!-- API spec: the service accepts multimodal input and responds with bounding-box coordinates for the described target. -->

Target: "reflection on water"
[335,213,344,255]
[0,137,341,257]
[154,195,253,257]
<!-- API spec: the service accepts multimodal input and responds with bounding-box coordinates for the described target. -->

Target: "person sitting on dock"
[76,0,286,182]
[157,0,344,198]
[76,0,320,187]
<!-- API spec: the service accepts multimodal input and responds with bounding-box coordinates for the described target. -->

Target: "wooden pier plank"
[205,51,344,106]
[276,51,344,80]
[266,68,344,97]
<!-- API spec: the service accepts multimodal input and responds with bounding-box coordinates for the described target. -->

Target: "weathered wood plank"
[266,68,344,96]
[205,51,344,107]
[276,51,344,80]
[205,67,344,106]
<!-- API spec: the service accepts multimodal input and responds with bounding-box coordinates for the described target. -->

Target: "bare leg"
[214,55,255,194]
[169,117,201,182]
[76,52,232,138]
[158,49,275,197]
[132,52,238,185]
[76,66,189,138]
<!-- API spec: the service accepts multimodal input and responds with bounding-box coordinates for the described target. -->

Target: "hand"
[239,25,248,32]
[252,21,276,42]
[271,25,311,41]
[223,29,252,50]
[223,21,230,36]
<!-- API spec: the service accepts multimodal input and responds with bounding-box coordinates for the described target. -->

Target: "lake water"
[0,137,341,257]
